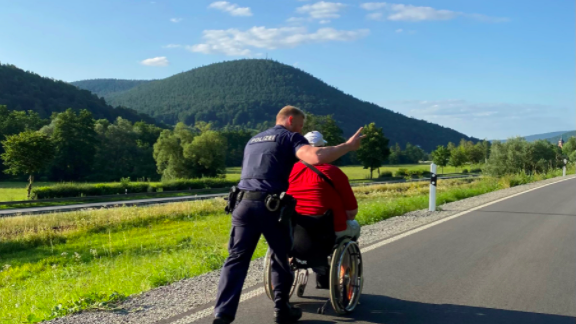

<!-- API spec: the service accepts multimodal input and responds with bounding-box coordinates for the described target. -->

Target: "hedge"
[378,171,393,179]
[32,178,238,199]
[395,168,409,177]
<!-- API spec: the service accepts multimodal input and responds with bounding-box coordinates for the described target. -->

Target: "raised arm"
[296,127,365,165]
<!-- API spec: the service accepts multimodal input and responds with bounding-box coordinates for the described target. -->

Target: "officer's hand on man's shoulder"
[346,127,366,151]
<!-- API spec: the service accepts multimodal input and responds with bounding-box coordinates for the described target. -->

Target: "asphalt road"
[189,177,576,324]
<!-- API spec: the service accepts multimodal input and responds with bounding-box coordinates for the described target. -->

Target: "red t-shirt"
[287,162,358,232]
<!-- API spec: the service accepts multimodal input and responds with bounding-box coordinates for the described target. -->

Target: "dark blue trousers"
[214,199,293,319]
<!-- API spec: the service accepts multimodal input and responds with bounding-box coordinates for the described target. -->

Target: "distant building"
[558,136,565,148]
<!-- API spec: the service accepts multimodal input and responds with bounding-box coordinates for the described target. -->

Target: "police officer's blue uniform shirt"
[239,125,309,193]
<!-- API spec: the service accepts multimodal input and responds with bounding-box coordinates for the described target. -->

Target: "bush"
[407,170,423,178]
[32,178,237,199]
[470,168,482,173]
[395,168,408,177]
[378,171,393,179]
[462,169,469,174]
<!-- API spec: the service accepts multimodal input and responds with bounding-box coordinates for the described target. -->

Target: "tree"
[483,138,561,176]
[562,137,576,163]
[183,130,227,177]
[468,142,485,164]
[356,123,390,179]
[404,143,426,163]
[388,143,402,165]
[49,109,98,181]
[0,106,48,179]
[449,147,467,172]
[92,117,161,181]
[1,131,54,198]
[431,145,450,174]
[153,125,197,180]
[480,140,491,163]
[221,128,254,167]
[153,122,228,179]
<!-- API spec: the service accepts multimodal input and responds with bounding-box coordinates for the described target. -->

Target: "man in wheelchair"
[287,131,361,286]
[265,131,363,315]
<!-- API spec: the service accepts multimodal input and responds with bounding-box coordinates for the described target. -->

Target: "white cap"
[304,131,327,147]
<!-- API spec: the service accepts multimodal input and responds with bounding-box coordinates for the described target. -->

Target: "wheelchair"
[263,211,363,315]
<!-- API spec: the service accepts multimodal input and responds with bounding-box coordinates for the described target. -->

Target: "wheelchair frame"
[263,238,364,315]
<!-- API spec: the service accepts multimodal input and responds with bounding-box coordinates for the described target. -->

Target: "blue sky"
[0,0,574,140]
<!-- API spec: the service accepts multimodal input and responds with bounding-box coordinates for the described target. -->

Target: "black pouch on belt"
[277,192,297,226]
[224,186,240,214]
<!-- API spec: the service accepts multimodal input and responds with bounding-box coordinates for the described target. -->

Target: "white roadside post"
[429,163,437,212]
[563,159,567,177]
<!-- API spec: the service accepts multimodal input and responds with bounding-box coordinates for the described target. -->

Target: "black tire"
[329,240,363,314]
[297,284,306,298]
[263,248,298,300]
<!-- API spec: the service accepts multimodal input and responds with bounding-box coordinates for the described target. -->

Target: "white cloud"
[360,2,388,11]
[319,20,331,24]
[366,12,383,20]
[188,26,370,56]
[140,56,169,66]
[296,1,346,20]
[163,44,182,48]
[387,4,457,21]
[466,13,510,23]
[170,18,183,23]
[383,99,572,139]
[286,17,307,23]
[208,1,253,17]
[395,28,403,33]
[360,2,507,23]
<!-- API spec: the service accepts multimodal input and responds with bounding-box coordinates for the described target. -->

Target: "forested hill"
[0,63,159,125]
[85,59,476,151]
[71,79,152,97]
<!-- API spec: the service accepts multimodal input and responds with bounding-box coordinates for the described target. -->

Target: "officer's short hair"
[276,106,306,122]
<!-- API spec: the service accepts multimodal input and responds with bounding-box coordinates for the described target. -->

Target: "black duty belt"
[239,190,269,201]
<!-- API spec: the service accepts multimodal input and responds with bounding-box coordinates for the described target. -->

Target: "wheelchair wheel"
[263,248,301,300]
[329,239,363,315]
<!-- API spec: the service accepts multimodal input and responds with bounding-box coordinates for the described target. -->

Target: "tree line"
[431,137,574,176]
[2,104,573,198]
[0,107,253,197]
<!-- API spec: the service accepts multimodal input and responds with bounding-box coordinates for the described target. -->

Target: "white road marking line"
[175,176,575,323]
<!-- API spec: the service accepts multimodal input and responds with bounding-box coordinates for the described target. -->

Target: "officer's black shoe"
[213,313,234,324]
[274,304,303,324]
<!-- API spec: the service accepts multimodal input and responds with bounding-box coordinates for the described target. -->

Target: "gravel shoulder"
[48,175,575,324]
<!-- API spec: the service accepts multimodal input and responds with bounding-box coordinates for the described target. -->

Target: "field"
[0,164,475,203]
[0,182,55,202]
[0,168,572,323]
[227,163,477,182]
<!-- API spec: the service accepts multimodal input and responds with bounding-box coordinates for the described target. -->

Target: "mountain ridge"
[0,63,160,125]
[71,79,152,97]
[492,130,575,143]
[546,131,576,144]
[73,59,478,151]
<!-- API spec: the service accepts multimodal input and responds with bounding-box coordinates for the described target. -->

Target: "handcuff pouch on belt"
[274,192,297,227]
[224,186,240,214]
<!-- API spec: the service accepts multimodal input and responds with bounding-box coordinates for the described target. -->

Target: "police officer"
[213,106,365,324]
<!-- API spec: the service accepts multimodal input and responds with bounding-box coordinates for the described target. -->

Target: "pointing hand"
[346,127,365,151]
